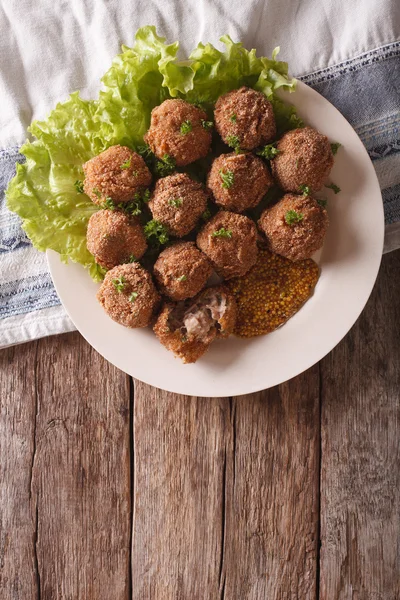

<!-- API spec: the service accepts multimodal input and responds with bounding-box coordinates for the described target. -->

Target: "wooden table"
[1,249,399,600]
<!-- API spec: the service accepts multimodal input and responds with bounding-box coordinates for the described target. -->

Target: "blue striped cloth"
[1,42,399,344]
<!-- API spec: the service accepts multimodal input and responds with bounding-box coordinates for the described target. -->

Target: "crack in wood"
[316,361,323,600]
[129,377,135,600]
[31,341,40,600]
[218,447,227,599]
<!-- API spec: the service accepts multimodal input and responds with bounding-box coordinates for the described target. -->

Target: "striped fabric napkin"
[1,0,399,348]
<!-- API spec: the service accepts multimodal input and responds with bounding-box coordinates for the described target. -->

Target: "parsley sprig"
[201,119,214,130]
[230,114,237,122]
[176,275,187,282]
[219,170,234,189]
[168,198,183,208]
[226,134,241,153]
[136,145,176,178]
[144,219,169,246]
[74,180,84,194]
[180,120,192,135]
[325,183,341,194]
[212,227,233,239]
[285,210,304,225]
[120,157,132,170]
[112,276,126,292]
[256,144,280,160]
[129,291,138,302]
[155,154,176,177]
[299,184,311,196]
[330,142,341,155]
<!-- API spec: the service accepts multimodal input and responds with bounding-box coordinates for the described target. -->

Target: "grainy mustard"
[226,249,320,337]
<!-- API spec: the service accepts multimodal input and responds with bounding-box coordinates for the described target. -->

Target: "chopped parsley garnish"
[144,219,169,246]
[330,142,341,155]
[128,254,138,263]
[299,184,311,196]
[92,187,102,198]
[201,119,214,130]
[120,157,132,170]
[129,291,138,302]
[103,197,117,210]
[112,275,126,292]
[256,144,280,160]
[142,188,151,203]
[74,180,84,193]
[155,154,176,177]
[226,134,240,151]
[219,169,234,189]
[325,183,341,194]
[202,207,211,221]
[137,144,154,160]
[176,275,187,282]
[168,197,183,207]
[124,193,142,216]
[180,120,192,135]
[124,189,151,216]
[285,210,304,225]
[230,114,237,122]
[317,198,328,208]
[212,227,233,239]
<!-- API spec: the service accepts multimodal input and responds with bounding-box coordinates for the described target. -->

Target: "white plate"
[47,81,384,397]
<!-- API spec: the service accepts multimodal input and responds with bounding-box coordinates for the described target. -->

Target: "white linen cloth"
[1,0,399,347]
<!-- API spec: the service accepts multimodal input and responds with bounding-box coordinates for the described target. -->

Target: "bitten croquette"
[214,86,276,150]
[197,211,258,279]
[271,127,334,193]
[153,242,213,301]
[258,193,329,261]
[207,152,273,212]
[144,99,212,166]
[83,145,152,206]
[148,173,208,237]
[97,263,160,328]
[153,285,237,363]
[87,210,147,270]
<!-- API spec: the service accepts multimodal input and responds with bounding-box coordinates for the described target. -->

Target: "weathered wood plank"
[0,341,40,599]
[0,331,132,600]
[132,367,320,600]
[131,385,229,599]
[320,249,400,600]
[222,369,320,600]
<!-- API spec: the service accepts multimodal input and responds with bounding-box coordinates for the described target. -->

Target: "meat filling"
[168,291,228,340]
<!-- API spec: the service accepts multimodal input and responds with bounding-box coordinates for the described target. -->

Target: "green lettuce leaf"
[6,25,300,281]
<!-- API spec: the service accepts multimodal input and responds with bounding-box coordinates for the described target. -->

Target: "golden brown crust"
[153,285,237,363]
[83,145,152,205]
[196,211,258,279]
[97,263,160,328]
[153,305,212,363]
[258,193,329,261]
[144,99,212,166]
[148,172,208,237]
[153,242,213,301]
[207,152,273,212]
[214,86,276,149]
[86,210,147,270]
[271,127,334,193]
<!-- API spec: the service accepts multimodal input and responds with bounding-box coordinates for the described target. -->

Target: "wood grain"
[0,341,40,599]
[320,250,400,600]
[0,332,131,600]
[222,370,320,600]
[131,385,230,599]
[0,250,399,600]
[131,368,320,600]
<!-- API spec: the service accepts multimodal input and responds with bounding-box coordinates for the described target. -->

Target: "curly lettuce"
[6,26,299,281]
